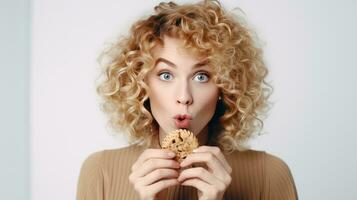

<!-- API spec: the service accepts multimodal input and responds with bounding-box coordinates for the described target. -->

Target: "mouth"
[174,114,192,129]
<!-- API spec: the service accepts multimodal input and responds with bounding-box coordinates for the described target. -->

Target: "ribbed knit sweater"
[76,144,298,200]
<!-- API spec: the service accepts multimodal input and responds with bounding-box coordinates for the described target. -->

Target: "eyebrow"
[155,57,209,68]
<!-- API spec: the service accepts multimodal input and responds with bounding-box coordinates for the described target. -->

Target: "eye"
[158,72,173,81]
[193,73,209,83]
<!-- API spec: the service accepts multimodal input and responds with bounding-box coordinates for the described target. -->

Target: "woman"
[77,1,298,199]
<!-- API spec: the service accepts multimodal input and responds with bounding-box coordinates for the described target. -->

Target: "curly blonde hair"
[97,0,273,152]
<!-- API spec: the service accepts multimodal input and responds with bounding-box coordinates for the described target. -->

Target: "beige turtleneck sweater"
[76,144,298,200]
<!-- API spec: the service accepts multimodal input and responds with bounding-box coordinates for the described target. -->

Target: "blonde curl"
[97,0,273,152]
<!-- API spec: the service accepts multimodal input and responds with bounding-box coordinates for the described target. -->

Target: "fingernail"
[167,152,175,157]
[180,162,186,167]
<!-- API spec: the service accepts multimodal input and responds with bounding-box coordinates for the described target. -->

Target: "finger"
[134,158,180,179]
[146,178,179,196]
[180,178,212,194]
[177,167,217,185]
[193,146,232,174]
[132,149,175,171]
[138,168,179,186]
[180,152,225,178]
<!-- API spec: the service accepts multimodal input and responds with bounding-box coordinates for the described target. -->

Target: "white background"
[31,0,357,199]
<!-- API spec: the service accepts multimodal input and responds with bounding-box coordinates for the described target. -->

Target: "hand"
[129,149,180,200]
[177,146,232,200]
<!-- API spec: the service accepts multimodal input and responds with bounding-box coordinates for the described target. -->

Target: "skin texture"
[147,36,219,145]
[129,36,232,200]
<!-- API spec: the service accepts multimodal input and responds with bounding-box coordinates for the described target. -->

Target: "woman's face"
[147,36,220,138]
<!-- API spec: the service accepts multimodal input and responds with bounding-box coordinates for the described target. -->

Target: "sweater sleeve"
[262,153,298,200]
[76,151,105,200]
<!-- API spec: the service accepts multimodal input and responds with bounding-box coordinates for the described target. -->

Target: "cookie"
[161,129,199,162]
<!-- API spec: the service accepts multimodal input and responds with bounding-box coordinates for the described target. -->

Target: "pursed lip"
[173,114,192,120]
[173,114,192,129]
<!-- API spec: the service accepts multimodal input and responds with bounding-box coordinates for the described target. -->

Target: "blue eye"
[194,73,209,82]
[159,72,173,81]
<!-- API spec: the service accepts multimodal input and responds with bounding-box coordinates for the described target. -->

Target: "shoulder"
[227,150,295,182]
[224,149,266,166]
[225,150,298,199]
[77,144,145,199]
[264,152,293,176]
[78,144,145,179]
[101,144,145,160]
[263,152,296,185]
[225,149,294,172]
[81,144,145,171]
[77,150,105,199]
[77,144,145,196]
[224,149,267,186]
[78,150,104,180]
[263,152,298,199]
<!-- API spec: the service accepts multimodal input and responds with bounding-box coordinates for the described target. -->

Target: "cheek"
[196,83,219,102]
[150,92,168,110]
[147,80,171,119]
[194,86,219,116]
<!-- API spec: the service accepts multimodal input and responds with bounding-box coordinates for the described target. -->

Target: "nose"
[176,83,193,105]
